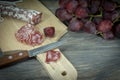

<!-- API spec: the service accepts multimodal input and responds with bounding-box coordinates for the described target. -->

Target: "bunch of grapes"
[55,0,120,40]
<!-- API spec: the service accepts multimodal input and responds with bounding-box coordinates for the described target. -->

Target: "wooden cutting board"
[0,0,77,80]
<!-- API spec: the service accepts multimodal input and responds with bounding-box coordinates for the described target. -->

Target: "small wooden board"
[0,0,67,51]
[0,0,77,80]
[37,49,77,80]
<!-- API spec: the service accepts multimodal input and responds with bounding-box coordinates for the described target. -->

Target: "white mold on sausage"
[0,3,42,25]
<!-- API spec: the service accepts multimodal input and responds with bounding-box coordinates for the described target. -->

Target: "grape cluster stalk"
[55,0,120,40]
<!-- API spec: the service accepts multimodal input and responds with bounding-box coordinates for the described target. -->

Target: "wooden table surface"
[0,0,120,80]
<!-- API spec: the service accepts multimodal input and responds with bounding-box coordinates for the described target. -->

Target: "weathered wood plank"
[0,0,120,80]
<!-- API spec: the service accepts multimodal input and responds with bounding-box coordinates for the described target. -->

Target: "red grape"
[103,1,117,11]
[68,18,83,32]
[115,24,120,38]
[55,8,72,21]
[111,11,119,21]
[81,17,90,23]
[83,21,97,34]
[90,0,101,6]
[90,0,101,14]
[103,11,112,21]
[78,0,88,8]
[102,31,114,40]
[44,27,55,37]
[56,0,120,40]
[75,6,88,18]
[98,20,113,33]
[59,0,69,8]
[103,11,119,21]
[93,17,102,25]
[65,0,78,13]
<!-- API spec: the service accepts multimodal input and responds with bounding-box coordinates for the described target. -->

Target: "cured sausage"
[0,3,44,46]
[45,50,61,63]
[15,23,44,46]
[44,27,55,37]
[0,3,42,25]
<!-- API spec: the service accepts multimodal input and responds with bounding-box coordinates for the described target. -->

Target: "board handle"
[0,50,29,68]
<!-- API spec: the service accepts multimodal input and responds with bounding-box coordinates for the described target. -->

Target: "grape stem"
[113,16,120,24]
[117,5,120,8]
[96,31,104,37]
[89,14,102,17]
[89,9,102,18]
[89,16,93,21]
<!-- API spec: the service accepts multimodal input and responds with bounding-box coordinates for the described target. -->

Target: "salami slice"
[0,3,42,25]
[15,23,44,46]
[45,50,61,63]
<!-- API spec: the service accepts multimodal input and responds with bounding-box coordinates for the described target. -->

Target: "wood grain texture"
[0,50,29,68]
[0,0,77,80]
[0,0,120,80]
[37,49,77,80]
